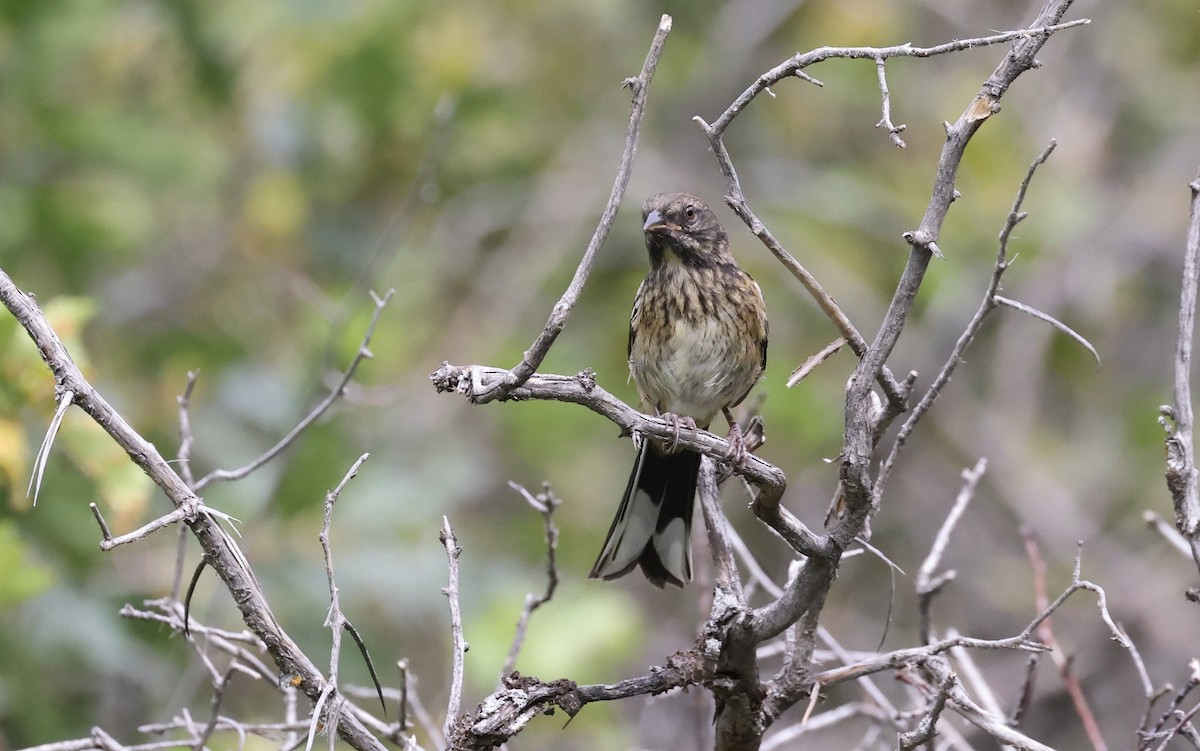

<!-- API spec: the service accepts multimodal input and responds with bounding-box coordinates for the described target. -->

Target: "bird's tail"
[589,441,700,588]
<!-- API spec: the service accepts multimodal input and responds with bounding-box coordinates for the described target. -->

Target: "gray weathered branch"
[0,267,388,750]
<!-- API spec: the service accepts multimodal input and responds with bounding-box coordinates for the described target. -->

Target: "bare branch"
[916,459,987,595]
[500,482,561,680]
[193,663,247,751]
[468,14,673,404]
[898,670,954,748]
[813,631,1047,688]
[98,498,238,552]
[1145,510,1193,557]
[873,56,907,148]
[698,456,745,603]
[1163,166,1200,573]
[946,630,1006,720]
[193,290,394,490]
[89,502,113,542]
[816,626,902,725]
[875,141,1056,503]
[786,337,846,388]
[707,18,1089,138]
[0,267,387,749]
[839,0,1080,556]
[440,517,467,739]
[431,363,803,531]
[916,459,988,642]
[1022,532,1108,750]
[925,655,1056,751]
[317,452,385,729]
[177,369,199,487]
[762,703,888,749]
[1146,661,1200,750]
[1010,654,1041,727]
[692,114,910,411]
[451,651,710,747]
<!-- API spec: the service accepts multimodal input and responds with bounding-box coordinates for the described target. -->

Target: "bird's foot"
[716,421,749,481]
[725,421,747,464]
[660,412,698,453]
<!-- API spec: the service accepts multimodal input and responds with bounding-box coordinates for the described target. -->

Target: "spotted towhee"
[590,192,768,588]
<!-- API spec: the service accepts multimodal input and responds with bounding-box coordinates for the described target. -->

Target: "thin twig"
[915,459,988,642]
[1010,654,1041,727]
[1021,531,1108,750]
[121,601,275,684]
[786,337,847,388]
[898,670,954,748]
[698,456,745,603]
[194,663,250,751]
[193,290,394,490]
[177,370,199,487]
[315,451,383,742]
[726,522,784,598]
[170,520,190,604]
[90,503,113,542]
[693,115,910,411]
[1144,510,1193,557]
[875,141,1056,504]
[696,18,1088,419]
[97,499,233,552]
[469,15,673,404]
[873,56,907,148]
[817,626,902,725]
[341,677,438,750]
[500,482,561,680]
[946,629,1006,720]
[707,19,1090,138]
[926,655,1055,751]
[761,703,889,749]
[440,517,467,740]
[397,660,410,738]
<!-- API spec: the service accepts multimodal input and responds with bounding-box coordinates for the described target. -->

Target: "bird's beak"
[643,209,671,233]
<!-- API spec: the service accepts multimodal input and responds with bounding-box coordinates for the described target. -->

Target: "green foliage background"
[1,0,1198,748]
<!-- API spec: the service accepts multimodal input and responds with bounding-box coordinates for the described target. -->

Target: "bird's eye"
[683,205,697,223]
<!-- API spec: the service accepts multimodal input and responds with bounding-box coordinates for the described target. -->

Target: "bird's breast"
[629,265,766,424]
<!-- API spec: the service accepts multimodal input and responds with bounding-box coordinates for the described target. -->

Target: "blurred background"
[2,0,1198,748]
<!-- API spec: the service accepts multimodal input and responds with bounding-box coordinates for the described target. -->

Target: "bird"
[589,192,768,588]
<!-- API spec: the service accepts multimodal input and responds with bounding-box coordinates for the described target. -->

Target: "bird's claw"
[660,412,698,453]
[725,421,747,464]
[717,421,749,481]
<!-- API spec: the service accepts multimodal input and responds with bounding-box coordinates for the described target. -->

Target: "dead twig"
[193,290,394,491]
[500,482,562,681]
[440,517,467,740]
[467,15,672,405]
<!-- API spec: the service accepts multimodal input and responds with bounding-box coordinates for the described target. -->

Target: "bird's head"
[642,192,731,268]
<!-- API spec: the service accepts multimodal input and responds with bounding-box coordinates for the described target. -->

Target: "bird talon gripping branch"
[660,411,698,454]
